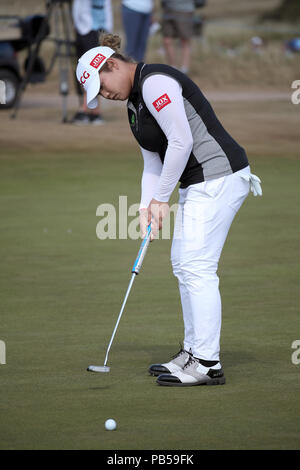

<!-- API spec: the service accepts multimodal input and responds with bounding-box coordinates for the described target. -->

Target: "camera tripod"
[11,0,76,122]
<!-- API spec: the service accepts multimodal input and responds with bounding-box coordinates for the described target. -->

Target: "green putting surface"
[0,150,299,450]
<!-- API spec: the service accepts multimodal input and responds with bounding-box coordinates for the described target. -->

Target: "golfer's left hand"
[139,208,149,240]
[147,198,169,241]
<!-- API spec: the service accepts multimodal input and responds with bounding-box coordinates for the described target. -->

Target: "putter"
[87,223,152,373]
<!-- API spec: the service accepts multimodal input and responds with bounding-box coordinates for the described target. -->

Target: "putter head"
[87,365,110,373]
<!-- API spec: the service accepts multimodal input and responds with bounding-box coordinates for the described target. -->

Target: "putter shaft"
[103,272,136,366]
[89,224,152,372]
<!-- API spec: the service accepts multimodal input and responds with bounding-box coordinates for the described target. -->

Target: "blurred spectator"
[161,0,195,74]
[72,0,113,125]
[121,0,153,62]
[251,36,264,54]
[286,38,300,53]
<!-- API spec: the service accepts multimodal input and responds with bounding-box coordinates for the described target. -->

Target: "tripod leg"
[57,2,76,123]
[10,2,54,119]
[55,4,68,123]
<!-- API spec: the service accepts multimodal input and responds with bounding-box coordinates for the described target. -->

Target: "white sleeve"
[142,74,193,202]
[139,146,163,210]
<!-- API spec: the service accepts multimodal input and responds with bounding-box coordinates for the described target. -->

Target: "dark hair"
[99,33,135,70]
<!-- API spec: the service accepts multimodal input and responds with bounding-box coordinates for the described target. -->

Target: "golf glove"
[241,173,263,197]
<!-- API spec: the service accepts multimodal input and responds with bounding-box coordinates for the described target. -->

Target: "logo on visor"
[90,53,106,69]
[153,93,171,112]
[80,71,90,84]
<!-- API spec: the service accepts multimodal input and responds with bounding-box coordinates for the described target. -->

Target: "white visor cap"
[76,46,115,109]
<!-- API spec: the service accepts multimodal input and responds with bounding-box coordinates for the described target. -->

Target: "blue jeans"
[122,5,151,62]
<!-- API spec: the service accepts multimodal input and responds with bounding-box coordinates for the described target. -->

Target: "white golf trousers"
[171,165,251,361]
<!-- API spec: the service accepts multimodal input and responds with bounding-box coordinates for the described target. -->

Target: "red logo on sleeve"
[152,93,171,112]
[90,53,106,69]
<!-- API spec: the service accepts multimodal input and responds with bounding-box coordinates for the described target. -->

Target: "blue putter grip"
[132,223,151,274]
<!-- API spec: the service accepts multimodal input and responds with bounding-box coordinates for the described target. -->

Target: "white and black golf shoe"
[149,348,192,377]
[156,356,226,387]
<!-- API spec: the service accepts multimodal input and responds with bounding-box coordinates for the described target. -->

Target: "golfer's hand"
[147,198,169,241]
[139,208,149,240]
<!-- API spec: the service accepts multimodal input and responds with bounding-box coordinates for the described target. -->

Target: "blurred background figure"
[161,0,195,74]
[251,36,264,54]
[72,0,113,125]
[286,37,300,53]
[121,0,153,62]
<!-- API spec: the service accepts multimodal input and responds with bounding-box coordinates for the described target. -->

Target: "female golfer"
[76,34,262,387]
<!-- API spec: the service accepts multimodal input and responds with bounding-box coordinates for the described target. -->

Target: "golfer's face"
[99,66,131,101]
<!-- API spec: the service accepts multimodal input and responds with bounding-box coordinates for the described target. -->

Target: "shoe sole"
[149,371,168,377]
[157,377,226,387]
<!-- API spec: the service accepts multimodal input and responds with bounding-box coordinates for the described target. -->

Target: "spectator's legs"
[163,36,176,67]
[74,30,101,119]
[122,5,144,61]
[180,38,192,74]
[136,13,151,61]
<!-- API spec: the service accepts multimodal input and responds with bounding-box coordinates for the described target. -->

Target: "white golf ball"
[105,419,117,431]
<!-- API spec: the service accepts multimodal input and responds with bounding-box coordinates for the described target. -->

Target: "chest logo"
[152,93,171,112]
